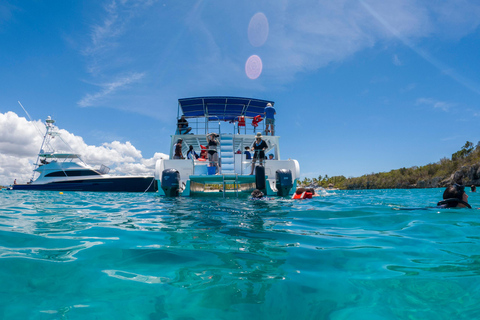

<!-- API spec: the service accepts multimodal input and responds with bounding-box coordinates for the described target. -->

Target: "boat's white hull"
[155,157,299,197]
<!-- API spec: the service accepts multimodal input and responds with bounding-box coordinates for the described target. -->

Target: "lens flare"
[248,12,269,47]
[245,55,263,80]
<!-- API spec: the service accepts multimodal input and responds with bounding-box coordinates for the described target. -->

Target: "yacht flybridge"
[11,116,156,192]
[154,96,300,197]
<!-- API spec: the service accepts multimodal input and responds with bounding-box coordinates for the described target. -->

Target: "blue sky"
[1,0,480,185]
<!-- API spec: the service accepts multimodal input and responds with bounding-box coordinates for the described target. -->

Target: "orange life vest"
[200,145,207,159]
[238,116,246,127]
[292,192,313,199]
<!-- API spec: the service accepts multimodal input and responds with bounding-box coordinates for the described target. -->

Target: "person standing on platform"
[264,102,276,136]
[250,132,268,175]
[173,139,184,159]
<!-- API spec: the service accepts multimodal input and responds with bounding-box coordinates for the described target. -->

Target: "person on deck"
[268,154,274,160]
[244,147,252,160]
[186,145,199,160]
[437,184,471,208]
[250,132,268,175]
[264,102,276,136]
[207,133,219,173]
[173,139,184,159]
[177,115,192,134]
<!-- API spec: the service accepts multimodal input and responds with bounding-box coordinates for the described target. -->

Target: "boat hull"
[11,177,157,192]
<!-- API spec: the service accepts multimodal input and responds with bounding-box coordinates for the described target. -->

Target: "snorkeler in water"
[251,189,270,200]
[292,187,319,199]
[437,184,471,209]
[393,184,472,211]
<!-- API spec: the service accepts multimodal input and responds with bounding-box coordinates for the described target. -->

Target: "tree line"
[301,141,480,190]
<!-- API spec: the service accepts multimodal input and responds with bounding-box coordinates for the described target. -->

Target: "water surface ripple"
[1,189,480,319]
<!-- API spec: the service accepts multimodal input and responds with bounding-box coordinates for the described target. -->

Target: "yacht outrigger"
[11,116,156,192]
[155,96,300,197]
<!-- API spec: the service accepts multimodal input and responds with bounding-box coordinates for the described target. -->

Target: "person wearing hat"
[250,132,268,175]
[174,138,184,159]
[264,102,276,136]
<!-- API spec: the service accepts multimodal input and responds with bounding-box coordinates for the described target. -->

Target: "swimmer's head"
[251,189,264,199]
[441,184,469,208]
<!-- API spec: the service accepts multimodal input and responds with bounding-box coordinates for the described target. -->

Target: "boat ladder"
[222,174,239,198]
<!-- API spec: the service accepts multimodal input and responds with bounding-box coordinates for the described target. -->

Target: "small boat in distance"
[155,96,300,197]
[11,116,156,192]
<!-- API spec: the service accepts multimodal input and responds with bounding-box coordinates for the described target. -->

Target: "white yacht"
[11,116,156,192]
[154,96,300,197]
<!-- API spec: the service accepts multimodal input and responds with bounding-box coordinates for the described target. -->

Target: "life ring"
[252,115,263,127]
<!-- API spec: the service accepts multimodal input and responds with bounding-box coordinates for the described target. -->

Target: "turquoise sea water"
[1,188,480,319]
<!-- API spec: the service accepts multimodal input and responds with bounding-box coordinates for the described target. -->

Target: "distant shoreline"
[300,141,480,190]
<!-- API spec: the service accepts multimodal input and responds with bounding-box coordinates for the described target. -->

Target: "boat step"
[222,164,234,170]
[221,171,235,175]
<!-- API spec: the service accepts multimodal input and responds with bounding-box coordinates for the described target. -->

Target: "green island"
[301,141,480,190]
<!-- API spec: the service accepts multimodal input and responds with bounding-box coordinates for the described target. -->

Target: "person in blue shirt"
[177,115,192,134]
[244,147,252,160]
[264,102,276,136]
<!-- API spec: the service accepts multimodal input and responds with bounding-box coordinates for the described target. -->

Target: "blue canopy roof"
[178,96,274,121]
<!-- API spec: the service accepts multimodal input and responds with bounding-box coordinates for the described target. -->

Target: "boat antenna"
[18,101,44,138]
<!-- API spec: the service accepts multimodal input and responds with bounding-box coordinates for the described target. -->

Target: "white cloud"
[263,0,480,80]
[71,0,480,117]
[0,112,168,186]
[0,111,43,157]
[393,54,402,66]
[0,2,17,25]
[416,98,455,112]
[77,72,145,107]
[359,0,480,95]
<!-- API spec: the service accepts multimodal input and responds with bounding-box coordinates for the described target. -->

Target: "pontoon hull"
[11,177,156,192]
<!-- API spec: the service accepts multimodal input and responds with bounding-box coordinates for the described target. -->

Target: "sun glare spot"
[245,55,263,79]
[248,12,269,47]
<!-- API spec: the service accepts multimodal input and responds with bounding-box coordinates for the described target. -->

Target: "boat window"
[45,170,101,177]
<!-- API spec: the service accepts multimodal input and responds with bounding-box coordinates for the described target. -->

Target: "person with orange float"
[292,187,318,199]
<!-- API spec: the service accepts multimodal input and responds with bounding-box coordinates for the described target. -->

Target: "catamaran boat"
[11,116,156,192]
[155,96,300,197]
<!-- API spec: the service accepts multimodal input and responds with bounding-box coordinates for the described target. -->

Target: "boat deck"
[189,174,258,183]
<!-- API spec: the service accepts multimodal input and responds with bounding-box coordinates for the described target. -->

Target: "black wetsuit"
[436,198,472,209]
[253,140,268,159]
[208,139,218,155]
